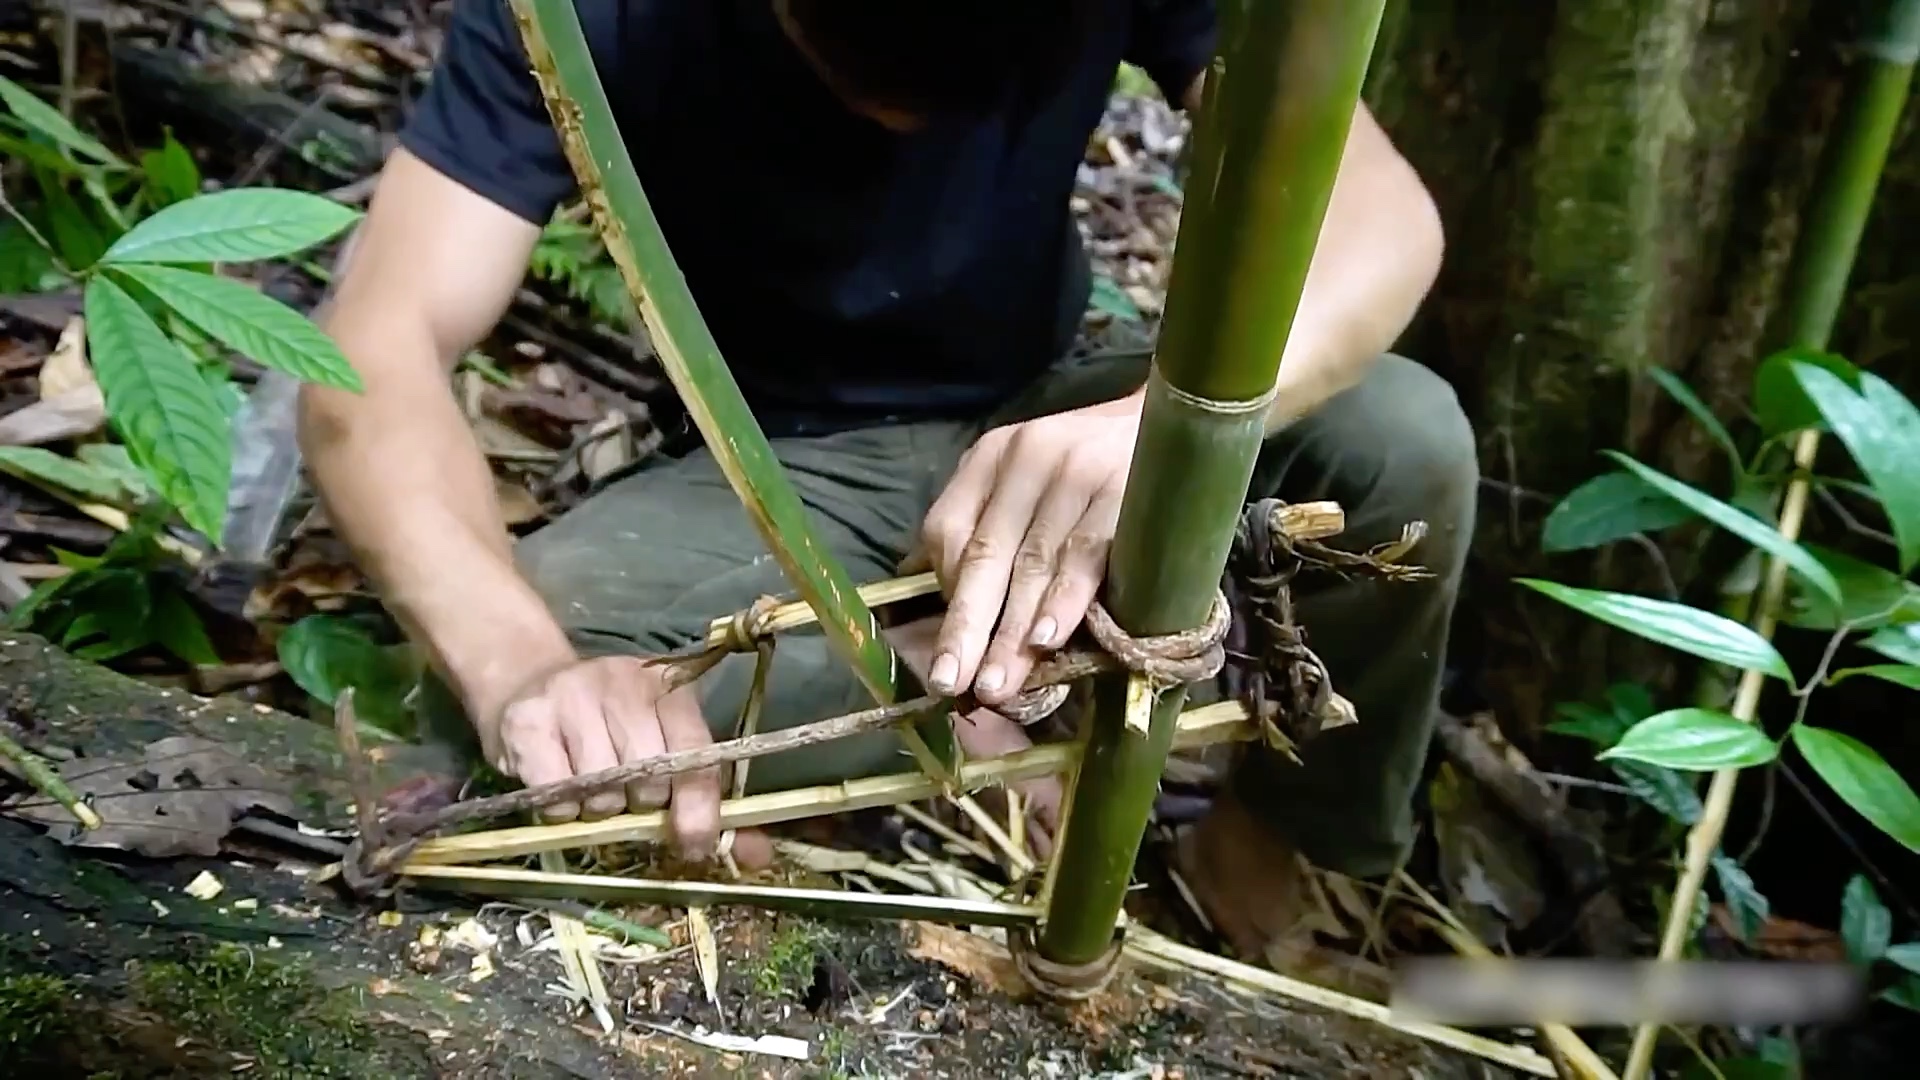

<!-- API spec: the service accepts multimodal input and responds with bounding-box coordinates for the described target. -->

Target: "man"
[300,0,1472,967]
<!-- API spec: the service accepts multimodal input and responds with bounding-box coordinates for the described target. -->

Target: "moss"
[0,973,77,1057]
[753,919,827,1000]
[130,944,428,1079]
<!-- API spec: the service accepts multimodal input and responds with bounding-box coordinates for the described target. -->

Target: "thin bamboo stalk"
[404,863,1041,928]
[403,702,1254,866]
[1122,927,1559,1077]
[1039,0,1386,966]
[1621,4,1920,1076]
[505,0,954,781]
[0,729,102,829]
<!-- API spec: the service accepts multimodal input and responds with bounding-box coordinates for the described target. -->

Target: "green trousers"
[472,353,1474,878]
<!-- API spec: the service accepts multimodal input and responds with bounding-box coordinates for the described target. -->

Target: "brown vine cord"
[339,501,1428,888]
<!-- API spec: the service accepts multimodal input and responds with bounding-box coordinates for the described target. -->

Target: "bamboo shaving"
[539,850,613,1034]
[687,907,721,1014]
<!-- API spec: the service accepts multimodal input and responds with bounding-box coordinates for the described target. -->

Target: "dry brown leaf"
[40,316,94,397]
[0,387,106,446]
[1,735,297,857]
[494,476,545,527]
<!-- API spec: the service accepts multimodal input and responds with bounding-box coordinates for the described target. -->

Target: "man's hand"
[918,394,1143,707]
[482,656,722,857]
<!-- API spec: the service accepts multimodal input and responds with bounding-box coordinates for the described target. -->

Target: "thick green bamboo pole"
[1622,2,1920,1077]
[506,0,954,780]
[1037,0,1385,966]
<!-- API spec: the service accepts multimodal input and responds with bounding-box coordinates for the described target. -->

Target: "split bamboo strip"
[0,728,102,829]
[1123,927,1558,1078]
[403,702,1254,867]
[1621,3,1920,1075]
[1040,0,1386,965]
[505,0,954,781]
[404,863,1041,928]
[704,572,943,648]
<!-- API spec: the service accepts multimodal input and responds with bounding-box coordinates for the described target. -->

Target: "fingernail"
[976,665,1005,694]
[1030,617,1057,647]
[930,653,959,693]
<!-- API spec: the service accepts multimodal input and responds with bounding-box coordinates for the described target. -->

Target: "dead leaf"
[580,411,636,483]
[1709,906,1846,963]
[688,906,720,1012]
[0,386,106,446]
[494,475,545,527]
[0,735,297,857]
[40,316,94,397]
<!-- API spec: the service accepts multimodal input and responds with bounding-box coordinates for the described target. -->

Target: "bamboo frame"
[402,702,1255,867]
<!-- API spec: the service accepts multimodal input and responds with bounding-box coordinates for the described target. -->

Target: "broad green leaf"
[1841,874,1891,965]
[1611,760,1704,825]
[1792,726,1920,852]
[45,568,153,662]
[0,130,86,175]
[0,219,58,292]
[102,188,358,265]
[75,442,154,501]
[1599,708,1778,770]
[1888,942,1920,975]
[1829,664,1920,691]
[1712,853,1769,943]
[109,264,361,391]
[41,170,109,270]
[1755,348,1857,436]
[0,74,124,166]
[1885,974,1920,1011]
[149,584,219,666]
[1647,367,1740,464]
[6,574,76,630]
[1864,623,1920,666]
[1794,362,1920,573]
[1548,702,1629,746]
[1541,471,1695,552]
[1605,451,1841,603]
[139,130,201,208]
[1519,580,1792,677]
[0,446,133,504]
[1089,275,1142,321]
[82,275,230,542]
[1784,543,1920,630]
[277,615,420,737]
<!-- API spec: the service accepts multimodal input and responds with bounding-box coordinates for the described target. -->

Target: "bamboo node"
[1009,924,1124,1001]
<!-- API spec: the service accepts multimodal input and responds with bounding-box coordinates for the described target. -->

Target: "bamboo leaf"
[1783,543,1920,630]
[1647,367,1740,464]
[1829,664,1920,691]
[1598,709,1777,771]
[81,275,230,541]
[1604,451,1841,603]
[1841,874,1891,965]
[1519,580,1792,677]
[0,74,124,166]
[110,264,362,391]
[1754,348,1856,436]
[1711,854,1769,944]
[1792,361,1920,574]
[1864,623,1920,666]
[1792,726,1920,853]
[102,188,359,265]
[1541,471,1695,552]
[1888,942,1920,975]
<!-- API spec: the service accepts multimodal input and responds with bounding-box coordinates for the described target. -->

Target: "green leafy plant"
[0,74,362,546]
[530,215,629,326]
[275,614,421,739]
[7,506,217,664]
[1528,349,1920,856]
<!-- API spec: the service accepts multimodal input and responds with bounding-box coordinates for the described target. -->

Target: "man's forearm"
[299,323,573,719]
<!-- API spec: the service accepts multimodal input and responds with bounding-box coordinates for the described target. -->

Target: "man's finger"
[657,682,721,859]
[552,678,626,819]
[974,480,1092,704]
[499,697,580,822]
[930,452,1050,696]
[604,660,671,810]
[1028,493,1121,651]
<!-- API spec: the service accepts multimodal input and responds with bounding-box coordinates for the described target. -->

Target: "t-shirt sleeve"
[1123,0,1218,106]
[398,0,575,223]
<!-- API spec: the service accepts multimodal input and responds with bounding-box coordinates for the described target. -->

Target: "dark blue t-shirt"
[400,0,1214,435]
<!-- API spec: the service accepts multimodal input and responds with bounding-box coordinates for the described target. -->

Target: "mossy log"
[0,633,1531,1078]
